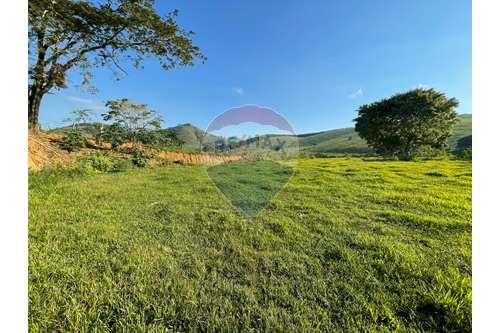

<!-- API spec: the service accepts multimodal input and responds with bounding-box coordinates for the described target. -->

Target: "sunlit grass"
[207,160,294,216]
[29,158,471,331]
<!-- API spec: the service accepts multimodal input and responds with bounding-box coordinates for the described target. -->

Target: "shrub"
[132,149,149,167]
[90,154,115,172]
[60,128,87,152]
[111,159,132,172]
[135,128,158,145]
[77,153,114,173]
[75,153,132,173]
[102,123,128,149]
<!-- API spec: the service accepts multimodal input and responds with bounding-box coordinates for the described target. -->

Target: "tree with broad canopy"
[28,0,205,130]
[354,88,459,160]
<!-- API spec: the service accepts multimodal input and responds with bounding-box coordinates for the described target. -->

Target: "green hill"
[170,123,216,148]
[48,114,471,155]
[47,123,104,138]
[169,123,222,152]
[447,114,472,149]
[297,127,370,155]
[297,113,472,155]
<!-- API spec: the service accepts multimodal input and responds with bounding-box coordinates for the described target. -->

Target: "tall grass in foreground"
[29,158,471,331]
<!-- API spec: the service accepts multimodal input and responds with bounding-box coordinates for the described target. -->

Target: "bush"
[132,149,149,167]
[102,123,128,149]
[77,153,114,173]
[89,154,115,172]
[135,128,158,145]
[111,159,132,172]
[60,128,87,152]
[75,153,132,173]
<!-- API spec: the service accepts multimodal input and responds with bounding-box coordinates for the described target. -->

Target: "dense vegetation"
[29,158,471,331]
[354,88,459,159]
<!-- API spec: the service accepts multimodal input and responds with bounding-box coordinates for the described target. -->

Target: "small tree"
[102,98,162,143]
[64,108,93,129]
[354,88,459,159]
[60,108,93,151]
[60,128,88,151]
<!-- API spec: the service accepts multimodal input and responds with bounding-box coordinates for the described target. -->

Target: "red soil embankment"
[28,131,72,170]
[157,151,243,164]
[28,131,243,170]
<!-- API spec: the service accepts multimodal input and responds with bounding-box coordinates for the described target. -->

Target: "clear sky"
[39,0,471,134]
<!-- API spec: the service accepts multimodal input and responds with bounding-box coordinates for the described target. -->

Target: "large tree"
[28,0,205,130]
[354,88,459,159]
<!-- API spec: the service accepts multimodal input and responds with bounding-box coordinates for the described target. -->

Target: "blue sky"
[40,0,471,134]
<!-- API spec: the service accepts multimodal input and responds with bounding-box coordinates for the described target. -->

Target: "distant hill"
[47,123,104,138]
[447,114,472,149]
[169,123,219,149]
[296,113,472,155]
[48,114,471,155]
[297,127,371,155]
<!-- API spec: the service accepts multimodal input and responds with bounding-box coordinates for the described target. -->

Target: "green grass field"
[29,158,471,331]
[207,160,294,216]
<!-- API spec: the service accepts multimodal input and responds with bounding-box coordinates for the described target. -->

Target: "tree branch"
[61,26,126,71]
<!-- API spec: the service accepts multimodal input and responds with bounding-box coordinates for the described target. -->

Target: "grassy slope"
[208,161,294,216]
[170,123,205,147]
[298,127,370,154]
[29,158,471,331]
[447,114,472,149]
[298,114,472,155]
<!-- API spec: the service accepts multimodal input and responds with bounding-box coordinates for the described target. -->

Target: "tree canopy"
[354,88,459,159]
[28,0,205,129]
[102,98,162,142]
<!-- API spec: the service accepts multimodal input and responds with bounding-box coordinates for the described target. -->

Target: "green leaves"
[102,98,162,144]
[354,88,459,159]
[29,0,205,75]
[28,0,205,127]
[102,123,128,149]
[60,128,88,152]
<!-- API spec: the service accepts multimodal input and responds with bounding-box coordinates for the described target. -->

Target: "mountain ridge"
[49,114,472,155]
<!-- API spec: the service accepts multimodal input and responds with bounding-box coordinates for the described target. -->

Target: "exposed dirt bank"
[28,131,243,171]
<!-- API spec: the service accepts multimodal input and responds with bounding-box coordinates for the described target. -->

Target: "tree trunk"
[28,85,43,131]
